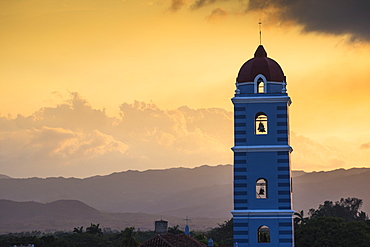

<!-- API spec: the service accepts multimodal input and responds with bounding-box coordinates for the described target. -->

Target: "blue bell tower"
[232,45,294,246]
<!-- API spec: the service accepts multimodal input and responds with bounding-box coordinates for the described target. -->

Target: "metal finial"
[259,20,262,45]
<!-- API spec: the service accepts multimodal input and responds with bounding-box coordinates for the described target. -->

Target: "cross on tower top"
[183,216,191,225]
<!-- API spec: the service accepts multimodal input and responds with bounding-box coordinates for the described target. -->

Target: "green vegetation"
[206,218,233,246]
[0,220,233,247]
[120,227,139,247]
[167,225,183,234]
[0,226,142,247]
[1,197,369,247]
[295,197,370,247]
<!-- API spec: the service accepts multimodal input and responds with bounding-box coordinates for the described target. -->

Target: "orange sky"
[1,0,370,178]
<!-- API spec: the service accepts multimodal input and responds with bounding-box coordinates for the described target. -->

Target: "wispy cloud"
[206,7,228,21]
[360,142,370,149]
[169,0,186,11]
[191,0,216,9]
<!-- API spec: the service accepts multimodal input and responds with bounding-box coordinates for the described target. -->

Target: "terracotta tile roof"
[139,233,206,247]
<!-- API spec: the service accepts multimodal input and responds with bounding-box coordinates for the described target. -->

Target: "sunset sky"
[1,0,370,178]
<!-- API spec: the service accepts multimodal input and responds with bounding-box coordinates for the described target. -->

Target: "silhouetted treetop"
[308,197,368,221]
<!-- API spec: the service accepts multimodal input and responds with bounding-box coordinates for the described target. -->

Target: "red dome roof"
[237,45,285,83]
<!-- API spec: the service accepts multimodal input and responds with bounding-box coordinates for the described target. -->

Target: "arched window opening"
[258,225,270,243]
[255,113,268,135]
[257,78,265,93]
[256,178,267,199]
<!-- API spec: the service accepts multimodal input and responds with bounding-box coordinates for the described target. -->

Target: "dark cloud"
[169,0,186,12]
[191,0,228,10]
[247,0,370,42]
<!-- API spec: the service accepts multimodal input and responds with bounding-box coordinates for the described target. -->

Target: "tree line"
[0,220,232,247]
[0,197,369,246]
[0,224,138,247]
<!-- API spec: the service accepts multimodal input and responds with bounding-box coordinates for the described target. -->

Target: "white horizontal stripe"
[232,96,291,105]
[232,209,294,217]
[232,145,293,153]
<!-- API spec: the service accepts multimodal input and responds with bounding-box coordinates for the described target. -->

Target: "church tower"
[232,45,294,246]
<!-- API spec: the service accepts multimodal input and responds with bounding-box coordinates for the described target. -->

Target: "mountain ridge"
[0,165,369,226]
[0,165,233,217]
[4,166,370,181]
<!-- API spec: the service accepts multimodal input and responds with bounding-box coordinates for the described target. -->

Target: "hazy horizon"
[1,1,370,178]
[1,163,370,180]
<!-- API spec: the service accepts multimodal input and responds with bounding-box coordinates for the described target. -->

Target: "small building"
[139,233,206,247]
[155,220,168,234]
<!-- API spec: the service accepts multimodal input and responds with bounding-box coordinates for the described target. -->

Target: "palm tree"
[120,227,139,247]
[86,223,103,236]
[73,226,84,234]
[294,210,308,227]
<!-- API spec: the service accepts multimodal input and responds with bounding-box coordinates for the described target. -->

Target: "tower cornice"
[232,209,294,217]
[232,96,292,105]
[232,145,292,153]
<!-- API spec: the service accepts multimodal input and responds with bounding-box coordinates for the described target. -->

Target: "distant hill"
[0,165,232,218]
[0,199,101,222]
[0,199,226,234]
[292,168,370,214]
[0,174,11,179]
[0,165,370,229]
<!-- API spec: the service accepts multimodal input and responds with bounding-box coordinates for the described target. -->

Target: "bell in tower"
[257,122,266,133]
[258,187,265,195]
[255,113,268,135]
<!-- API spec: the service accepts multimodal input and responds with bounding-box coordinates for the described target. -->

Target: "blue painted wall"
[232,81,294,246]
